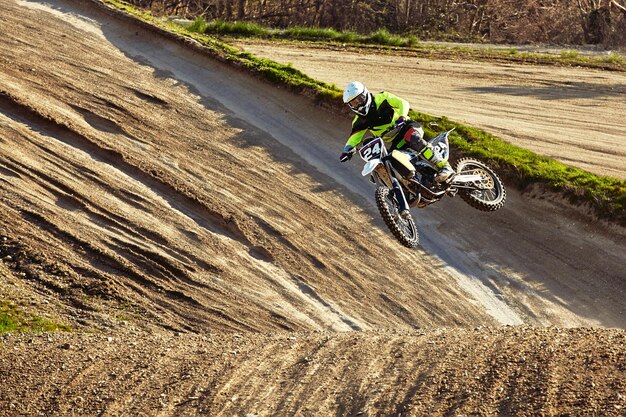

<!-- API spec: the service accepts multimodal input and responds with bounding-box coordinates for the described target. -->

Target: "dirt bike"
[352,125,506,248]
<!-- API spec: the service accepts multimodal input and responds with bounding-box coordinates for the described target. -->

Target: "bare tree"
[126,0,626,47]
[577,0,626,44]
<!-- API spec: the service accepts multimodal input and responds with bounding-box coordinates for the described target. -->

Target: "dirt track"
[230,40,626,181]
[2,328,625,416]
[0,0,625,415]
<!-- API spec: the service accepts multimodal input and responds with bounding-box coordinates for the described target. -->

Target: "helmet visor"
[348,94,367,110]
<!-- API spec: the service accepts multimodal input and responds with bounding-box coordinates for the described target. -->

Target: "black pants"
[392,121,428,153]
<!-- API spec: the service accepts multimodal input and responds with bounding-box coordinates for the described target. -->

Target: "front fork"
[380,159,410,217]
[374,160,410,218]
[391,177,410,218]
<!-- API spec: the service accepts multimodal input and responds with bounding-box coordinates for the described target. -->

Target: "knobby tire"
[375,186,419,248]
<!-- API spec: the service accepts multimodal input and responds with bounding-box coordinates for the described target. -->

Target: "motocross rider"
[339,81,455,183]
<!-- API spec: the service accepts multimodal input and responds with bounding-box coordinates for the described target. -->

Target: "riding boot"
[405,129,455,183]
[420,144,455,183]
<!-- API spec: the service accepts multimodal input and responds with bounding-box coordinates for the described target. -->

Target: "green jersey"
[344,91,410,149]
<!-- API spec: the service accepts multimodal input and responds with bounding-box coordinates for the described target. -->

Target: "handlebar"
[345,119,408,160]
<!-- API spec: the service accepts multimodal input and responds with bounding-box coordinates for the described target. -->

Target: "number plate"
[359,138,384,161]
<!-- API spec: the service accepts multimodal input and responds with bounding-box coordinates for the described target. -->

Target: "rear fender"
[430,129,454,161]
[452,173,485,186]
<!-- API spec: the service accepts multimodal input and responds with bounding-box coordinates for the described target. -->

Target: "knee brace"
[404,126,427,153]
[405,127,438,162]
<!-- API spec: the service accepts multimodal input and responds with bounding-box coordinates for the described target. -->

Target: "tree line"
[133,0,626,47]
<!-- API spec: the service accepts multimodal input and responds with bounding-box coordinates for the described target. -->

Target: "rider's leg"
[404,127,455,183]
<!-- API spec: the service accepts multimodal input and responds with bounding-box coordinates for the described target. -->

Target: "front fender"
[362,160,381,177]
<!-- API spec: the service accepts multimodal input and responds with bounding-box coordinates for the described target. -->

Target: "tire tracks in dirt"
[0,1,625,414]
[3,329,623,416]
[2,0,494,334]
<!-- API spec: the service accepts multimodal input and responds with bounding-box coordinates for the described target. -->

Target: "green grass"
[558,49,624,66]
[363,28,417,47]
[97,0,626,225]
[183,17,419,47]
[284,26,355,43]
[176,16,625,71]
[0,301,72,333]
[203,19,268,37]
[413,112,626,221]
[186,16,208,34]
[602,52,625,65]
[560,49,581,59]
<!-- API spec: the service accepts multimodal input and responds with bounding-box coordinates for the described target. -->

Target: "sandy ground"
[230,40,626,181]
[2,328,625,416]
[0,0,624,415]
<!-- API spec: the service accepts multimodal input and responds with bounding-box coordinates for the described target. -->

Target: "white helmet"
[343,81,372,116]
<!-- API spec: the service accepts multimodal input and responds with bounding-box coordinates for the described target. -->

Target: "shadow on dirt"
[464,81,626,100]
[30,0,626,330]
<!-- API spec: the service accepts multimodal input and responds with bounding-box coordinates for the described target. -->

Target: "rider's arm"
[345,129,366,148]
[345,115,368,148]
[379,91,410,119]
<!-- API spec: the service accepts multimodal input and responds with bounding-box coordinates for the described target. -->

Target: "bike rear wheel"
[456,158,506,212]
[375,186,419,248]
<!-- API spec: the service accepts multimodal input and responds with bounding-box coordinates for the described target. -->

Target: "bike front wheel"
[375,186,419,248]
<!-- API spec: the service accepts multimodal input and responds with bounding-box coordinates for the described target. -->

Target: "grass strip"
[180,17,625,72]
[95,0,626,225]
[413,112,626,224]
[0,301,71,333]
[185,18,419,48]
